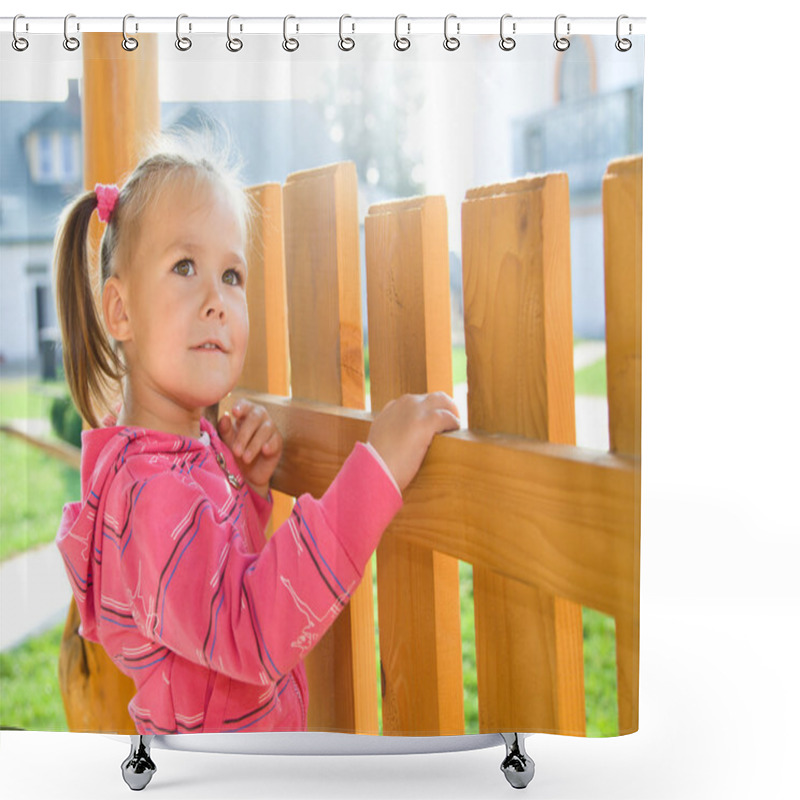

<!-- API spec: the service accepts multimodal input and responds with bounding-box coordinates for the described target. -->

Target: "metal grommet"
[12,15,29,52]
[443,14,460,51]
[226,15,243,52]
[63,14,80,51]
[338,14,355,51]
[553,14,570,52]
[122,14,139,51]
[282,15,299,52]
[394,14,411,51]
[499,13,516,51]
[176,14,192,51]
[615,15,632,52]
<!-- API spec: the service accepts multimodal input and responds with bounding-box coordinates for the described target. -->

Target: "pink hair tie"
[95,183,119,223]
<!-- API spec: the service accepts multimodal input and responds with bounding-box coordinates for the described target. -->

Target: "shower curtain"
[0,14,644,748]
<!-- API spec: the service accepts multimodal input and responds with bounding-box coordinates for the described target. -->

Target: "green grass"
[0,377,81,562]
[0,377,64,422]
[0,435,81,562]
[574,357,607,397]
[583,608,619,736]
[451,345,468,385]
[0,622,68,731]
[460,562,479,733]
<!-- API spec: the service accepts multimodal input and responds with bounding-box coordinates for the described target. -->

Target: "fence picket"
[365,196,464,735]
[282,162,377,734]
[603,155,643,734]
[462,174,586,734]
[240,184,290,397]
[236,184,294,534]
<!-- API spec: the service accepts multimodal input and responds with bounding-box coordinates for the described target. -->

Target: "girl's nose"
[202,282,226,320]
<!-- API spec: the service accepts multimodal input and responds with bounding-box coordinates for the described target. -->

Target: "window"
[25,131,82,185]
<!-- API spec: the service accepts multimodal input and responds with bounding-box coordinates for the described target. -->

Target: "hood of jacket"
[56,420,215,642]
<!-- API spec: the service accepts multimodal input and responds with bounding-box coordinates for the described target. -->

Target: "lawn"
[0,377,81,561]
[574,356,608,397]
[0,435,80,562]
[0,622,68,731]
[0,377,62,421]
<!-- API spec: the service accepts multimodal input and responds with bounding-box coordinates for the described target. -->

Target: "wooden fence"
[228,155,642,737]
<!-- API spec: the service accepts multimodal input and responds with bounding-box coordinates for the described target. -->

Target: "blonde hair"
[53,124,254,428]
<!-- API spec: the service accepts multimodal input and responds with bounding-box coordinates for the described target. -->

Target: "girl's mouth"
[193,342,226,352]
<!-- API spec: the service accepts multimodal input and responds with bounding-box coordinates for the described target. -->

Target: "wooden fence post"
[282,162,377,734]
[603,155,643,734]
[236,184,293,534]
[59,32,159,734]
[462,174,586,734]
[365,196,464,735]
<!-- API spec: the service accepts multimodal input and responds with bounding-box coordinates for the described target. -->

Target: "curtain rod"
[1,16,646,37]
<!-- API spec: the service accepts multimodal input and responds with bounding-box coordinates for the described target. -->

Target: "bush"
[50,394,82,448]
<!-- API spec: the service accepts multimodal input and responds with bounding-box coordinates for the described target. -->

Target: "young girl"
[54,131,460,735]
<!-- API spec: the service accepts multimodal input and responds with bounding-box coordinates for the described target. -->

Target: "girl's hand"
[367,392,461,493]
[218,400,283,497]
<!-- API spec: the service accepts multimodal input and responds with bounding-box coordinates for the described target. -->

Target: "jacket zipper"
[214,449,242,490]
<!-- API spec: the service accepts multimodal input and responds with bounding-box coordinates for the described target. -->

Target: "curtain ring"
[615,15,632,52]
[443,14,460,51]
[176,14,192,51]
[499,14,516,51]
[12,14,29,52]
[226,15,243,52]
[283,15,299,52]
[338,14,355,51]
[553,14,570,52]
[122,14,138,51]
[394,15,411,51]
[63,14,80,51]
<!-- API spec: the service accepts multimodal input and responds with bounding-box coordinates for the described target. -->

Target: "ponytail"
[53,191,123,429]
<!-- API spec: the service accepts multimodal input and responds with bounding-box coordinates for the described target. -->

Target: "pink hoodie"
[56,417,402,734]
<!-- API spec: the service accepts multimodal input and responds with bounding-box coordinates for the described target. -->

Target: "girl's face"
[105,175,249,434]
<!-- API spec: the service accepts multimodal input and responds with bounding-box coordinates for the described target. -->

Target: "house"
[0,80,82,373]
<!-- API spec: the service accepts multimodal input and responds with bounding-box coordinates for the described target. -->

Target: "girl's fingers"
[242,422,273,463]
[421,393,460,434]
[246,426,280,464]
[230,403,265,457]
[435,409,461,433]
[227,403,280,464]
[218,412,233,439]
[261,430,282,456]
[427,391,460,418]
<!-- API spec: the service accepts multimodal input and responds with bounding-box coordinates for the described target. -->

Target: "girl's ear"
[103,276,131,342]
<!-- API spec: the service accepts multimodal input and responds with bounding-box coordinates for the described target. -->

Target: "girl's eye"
[173,260,195,277]
[222,268,243,286]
